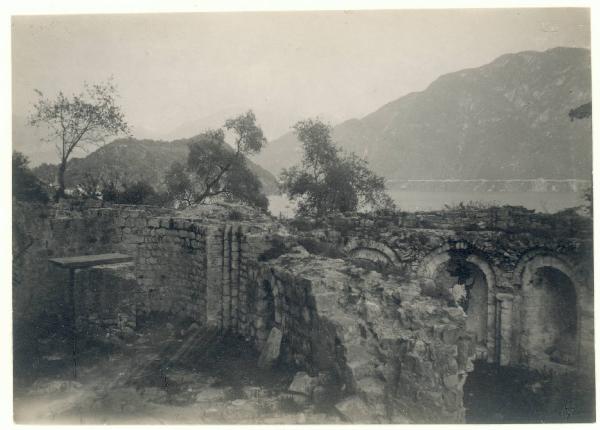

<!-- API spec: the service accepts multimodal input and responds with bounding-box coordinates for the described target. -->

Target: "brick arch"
[345,239,400,266]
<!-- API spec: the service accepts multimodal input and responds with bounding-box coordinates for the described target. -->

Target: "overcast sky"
[12,8,590,140]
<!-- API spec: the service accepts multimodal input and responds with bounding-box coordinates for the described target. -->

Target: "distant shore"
[388,179,590,193]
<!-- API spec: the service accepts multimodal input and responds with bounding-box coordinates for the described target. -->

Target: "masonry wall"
[13,201,280,337]
[74,263,138,340]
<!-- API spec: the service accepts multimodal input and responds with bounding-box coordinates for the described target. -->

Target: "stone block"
[334,395,375,423]
[257,327,282,369]
[288,371,318,397]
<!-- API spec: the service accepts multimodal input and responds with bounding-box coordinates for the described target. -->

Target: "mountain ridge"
[254,47,592,183]
[31,136,280,195]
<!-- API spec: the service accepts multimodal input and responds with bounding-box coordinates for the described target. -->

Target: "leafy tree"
[99,177,163,206]
[28,79,130,200]
[119,180,160,205]
[582,185,592,216]
[164,110,269,210]
[225,160,269,209]
[12,151,49,203]
[568,104,592,216]
[281,118,393,216]
[164,161,196,207]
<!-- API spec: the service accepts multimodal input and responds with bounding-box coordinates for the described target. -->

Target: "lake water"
[268,190,585,218]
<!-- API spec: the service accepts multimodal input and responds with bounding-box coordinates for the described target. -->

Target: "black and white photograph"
[7,3,596,425]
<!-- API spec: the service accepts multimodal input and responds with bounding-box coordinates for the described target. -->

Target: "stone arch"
[418,243,497,288]
[513,250,582,288]
[418,244,453,279]
[516,251,591,373]
[345,239,400,266]
[418,244,499,362]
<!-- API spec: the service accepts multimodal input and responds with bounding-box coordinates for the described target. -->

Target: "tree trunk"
[55,162,66,201]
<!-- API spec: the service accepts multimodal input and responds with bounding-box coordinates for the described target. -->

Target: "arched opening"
[522,266,578,368]
[433,259,490,358]
[345,240,400,269]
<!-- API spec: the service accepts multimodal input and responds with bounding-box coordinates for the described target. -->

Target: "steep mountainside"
[31,137,280,195]
[255,47,592,182]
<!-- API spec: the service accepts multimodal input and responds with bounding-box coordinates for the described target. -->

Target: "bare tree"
[28,79,130,200]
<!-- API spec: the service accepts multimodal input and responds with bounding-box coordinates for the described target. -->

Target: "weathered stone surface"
[288,371,318,397]
[257,327,282,369]
[334,395,374,423]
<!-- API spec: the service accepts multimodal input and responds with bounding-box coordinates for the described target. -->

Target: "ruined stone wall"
[13,201,594,423]
[13,201,131,328]
[291,211,593,377]
[13,200,279,333]
[246,253,476,423]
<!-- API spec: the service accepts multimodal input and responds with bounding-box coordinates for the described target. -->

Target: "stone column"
[578,284,595,376]
[495,293,514,366]
[222,225,232,330]
[205,226,224,328]
[238,230,249,336]
[231,225,241,331]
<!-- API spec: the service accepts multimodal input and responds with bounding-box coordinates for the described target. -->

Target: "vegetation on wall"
[12,151,49,203]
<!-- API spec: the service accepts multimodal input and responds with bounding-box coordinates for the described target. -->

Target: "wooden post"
[69,268,77,378]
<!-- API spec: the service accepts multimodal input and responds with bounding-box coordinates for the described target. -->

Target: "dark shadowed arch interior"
[434,261,490,356]
[525,266,577,366]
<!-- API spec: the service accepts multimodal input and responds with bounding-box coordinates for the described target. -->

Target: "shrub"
[12,151,49,203]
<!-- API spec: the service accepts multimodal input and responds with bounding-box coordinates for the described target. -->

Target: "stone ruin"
[12,200,594,423]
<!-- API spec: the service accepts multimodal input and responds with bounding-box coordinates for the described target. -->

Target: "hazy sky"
[12,8,590,140]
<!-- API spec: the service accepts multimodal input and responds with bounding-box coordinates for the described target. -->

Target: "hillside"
[31,137,280,195]
[255,47,592,183]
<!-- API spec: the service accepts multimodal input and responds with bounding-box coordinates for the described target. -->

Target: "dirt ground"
[463,361,595,423]
[13,318,342,424]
